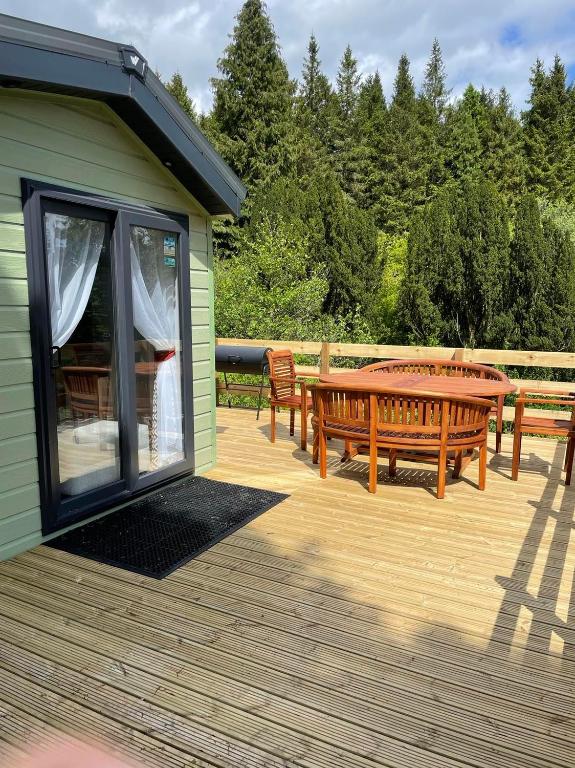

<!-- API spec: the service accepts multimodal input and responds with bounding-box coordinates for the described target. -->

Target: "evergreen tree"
[165,72,197,122]
[421,38,450,121]
[483,88,525,204]
[509,195,548,348]
[297,34,338,155]
[333,45,362,196]
[510,195,575,349]
[375,54,428,232]
[354,72,387,210]
[419,39,450,194]
[523,56,574,201]
[399,180,511,347]
[443,85,486,182]
[248,167,379,318]
[209,0,295,190]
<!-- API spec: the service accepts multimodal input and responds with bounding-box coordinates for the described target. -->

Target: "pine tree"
[523,56,574,201]
[165,72,197,122]
[419,39,450,194]
[421,39,450,121]
[297,34,338,155]
[333,45,362,196]
[443,85,486,182]
[375,54,428,233]
[483,88,525,204]
[209,0,295,190]
[354,72,387,210]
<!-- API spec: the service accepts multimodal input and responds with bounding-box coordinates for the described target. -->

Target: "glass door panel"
[130,225,185,474]
[44,211,120,496]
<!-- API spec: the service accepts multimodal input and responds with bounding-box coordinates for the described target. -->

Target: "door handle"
[50,345,62,369]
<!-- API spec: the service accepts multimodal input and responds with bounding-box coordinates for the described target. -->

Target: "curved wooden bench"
[311,382,493,498]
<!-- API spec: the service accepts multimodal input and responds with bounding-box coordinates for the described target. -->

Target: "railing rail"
[216,337,575,389]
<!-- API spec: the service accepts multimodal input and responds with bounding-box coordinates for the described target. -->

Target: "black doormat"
[46,476,287,579]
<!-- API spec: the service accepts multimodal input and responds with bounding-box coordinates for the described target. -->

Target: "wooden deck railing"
[215,338,575,420]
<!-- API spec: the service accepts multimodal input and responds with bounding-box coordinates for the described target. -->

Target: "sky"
[1,0,574,115]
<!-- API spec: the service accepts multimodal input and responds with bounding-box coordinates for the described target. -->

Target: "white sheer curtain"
[44,214,105,348]
[130,233,183,467]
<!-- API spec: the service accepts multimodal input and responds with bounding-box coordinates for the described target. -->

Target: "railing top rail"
[216,338,575,369]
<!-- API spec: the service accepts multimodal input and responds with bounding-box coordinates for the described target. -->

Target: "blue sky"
[1,0,574,114]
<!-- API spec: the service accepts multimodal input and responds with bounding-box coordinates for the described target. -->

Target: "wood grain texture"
[0,406,572,767]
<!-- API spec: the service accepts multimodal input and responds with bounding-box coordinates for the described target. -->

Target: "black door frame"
[22,179,195,534]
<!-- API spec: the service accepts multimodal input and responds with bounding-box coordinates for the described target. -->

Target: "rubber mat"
[46,476,288,579]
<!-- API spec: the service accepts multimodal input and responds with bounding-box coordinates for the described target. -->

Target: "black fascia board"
[0,36,245,216]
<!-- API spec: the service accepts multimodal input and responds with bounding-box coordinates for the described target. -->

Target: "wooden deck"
[0,406,574,767]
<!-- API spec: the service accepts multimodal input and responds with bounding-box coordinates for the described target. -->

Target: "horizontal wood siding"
[0,90,216,560]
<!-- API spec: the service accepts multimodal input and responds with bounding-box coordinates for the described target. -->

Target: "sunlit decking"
[0,406,573,768]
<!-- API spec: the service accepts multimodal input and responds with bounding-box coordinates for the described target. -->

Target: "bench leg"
[389,449,397,478]
[479,439,487,490]
[511,429,522,480]
[495,396,503,453]
[368,441,378,494]
[565,438,574,486]
[270,406,276,443]
[319,427,328,479]
[437,444,447,499]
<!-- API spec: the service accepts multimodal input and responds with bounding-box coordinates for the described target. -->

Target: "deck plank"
[0,407,573,767]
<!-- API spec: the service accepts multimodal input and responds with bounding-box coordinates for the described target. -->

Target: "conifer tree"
[523,56,574,201]
[209,0,295,190]
[399,180,511,346]
[419,39,450,194]
[297,34,338,154]
[354,72,387,210]
[509,195,548,349]
[165,72,198,122]
[333,45,362,196]
[443,85,486,182]
[483,88,525,204]
[421,39,450,121]
[375,54,428,232]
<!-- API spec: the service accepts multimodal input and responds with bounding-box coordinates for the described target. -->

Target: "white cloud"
[1,0,574,113]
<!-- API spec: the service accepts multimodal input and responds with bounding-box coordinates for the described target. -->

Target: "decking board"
[0,407,573,767]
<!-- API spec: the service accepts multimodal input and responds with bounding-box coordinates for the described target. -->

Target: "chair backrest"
[62,367,111,417]
[373,389,493,445]
[311,383,373,436]
[361,358,507,382]
[312,382,492,445]
[267,350,296,402]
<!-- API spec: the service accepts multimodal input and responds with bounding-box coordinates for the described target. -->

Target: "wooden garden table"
[318,371,516,398]
[318,370,516,469]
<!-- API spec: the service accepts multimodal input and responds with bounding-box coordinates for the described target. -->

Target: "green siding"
[0,89,217,561]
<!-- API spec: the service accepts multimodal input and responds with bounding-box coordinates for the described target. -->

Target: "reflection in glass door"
[130,225,185,473]
[44,211,120,496]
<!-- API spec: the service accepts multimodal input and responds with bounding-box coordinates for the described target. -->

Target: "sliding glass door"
[24,183,193,534]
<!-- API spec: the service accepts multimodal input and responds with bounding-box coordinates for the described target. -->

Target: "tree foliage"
[170,0,575,351]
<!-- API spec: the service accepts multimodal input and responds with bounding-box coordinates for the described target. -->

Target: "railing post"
[320,341,330,375]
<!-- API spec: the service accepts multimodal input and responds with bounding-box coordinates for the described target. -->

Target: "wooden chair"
[312,383,493,498]
[61,367,112,422]
[361,358,509,453]
[267,350,311,451]
[512,388,575,484]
